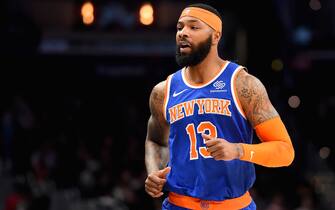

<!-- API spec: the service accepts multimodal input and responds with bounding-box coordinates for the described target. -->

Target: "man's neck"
[186,50,225,85]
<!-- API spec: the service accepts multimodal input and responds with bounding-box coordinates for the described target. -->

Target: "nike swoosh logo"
[173,89,188,97]
[250,151,255,161]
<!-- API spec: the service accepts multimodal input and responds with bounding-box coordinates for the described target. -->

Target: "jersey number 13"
[185,121,217,160]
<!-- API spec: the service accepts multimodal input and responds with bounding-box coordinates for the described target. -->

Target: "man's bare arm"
[145,81,170,174]
[235,69,278,127]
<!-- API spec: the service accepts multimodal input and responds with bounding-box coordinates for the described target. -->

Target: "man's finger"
[206,144,222,153]
[158,167,171,178]
[147,190,164,198]
[211,150,224,158]
[145,179,160,189]
[148,174,166,185]
[201,133,213,140]
[145,185,163,195]
[205,138,220,147]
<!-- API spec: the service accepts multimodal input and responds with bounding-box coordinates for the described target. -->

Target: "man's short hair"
[186,3,222,21]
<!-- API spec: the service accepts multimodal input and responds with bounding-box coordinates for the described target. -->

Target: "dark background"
[1,0,335,210]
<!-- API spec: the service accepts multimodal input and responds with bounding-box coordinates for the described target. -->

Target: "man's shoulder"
[153,80,166,93]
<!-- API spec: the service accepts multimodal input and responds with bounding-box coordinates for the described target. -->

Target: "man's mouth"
[178,41,191,53]
[179,41,191,49]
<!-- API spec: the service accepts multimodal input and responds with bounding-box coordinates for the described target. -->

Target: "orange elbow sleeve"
[240,116,295,167]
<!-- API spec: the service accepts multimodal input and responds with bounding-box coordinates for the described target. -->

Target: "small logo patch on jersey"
[173,89,188,97]
[210,81,227,93]
[213,80,225,89]
[250,151,255,161]
[200,200,210,210]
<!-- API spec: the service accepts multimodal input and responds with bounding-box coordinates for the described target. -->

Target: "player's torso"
[164,61,255,201]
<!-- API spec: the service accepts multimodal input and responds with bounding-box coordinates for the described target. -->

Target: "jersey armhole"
[163,74,172,121]
[231,66,247,119]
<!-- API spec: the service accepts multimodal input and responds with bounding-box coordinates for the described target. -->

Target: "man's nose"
[178,27,189,38]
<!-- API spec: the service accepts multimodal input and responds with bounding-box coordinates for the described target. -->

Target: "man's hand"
[202,133,243,161]
[145,167,171,198]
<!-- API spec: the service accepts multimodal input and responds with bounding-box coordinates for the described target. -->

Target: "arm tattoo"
[145,81,169,174]
[149,87,165,133]
[236,70,278,127]
[145,139,169,172]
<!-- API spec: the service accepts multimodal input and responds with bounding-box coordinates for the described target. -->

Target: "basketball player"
[144,3,295,210]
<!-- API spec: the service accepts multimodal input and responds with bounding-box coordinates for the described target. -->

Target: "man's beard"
[175,35,212,67]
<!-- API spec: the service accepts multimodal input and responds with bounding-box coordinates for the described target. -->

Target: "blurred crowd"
[1,0,335,209]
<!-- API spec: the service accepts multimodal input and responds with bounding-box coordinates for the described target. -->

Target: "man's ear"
[212,31,221,45]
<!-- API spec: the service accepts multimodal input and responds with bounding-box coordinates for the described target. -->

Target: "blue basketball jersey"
[164,61,255,201]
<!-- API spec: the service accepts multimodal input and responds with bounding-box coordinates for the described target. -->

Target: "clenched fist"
[202,133,243,161]
[145,167,171,198]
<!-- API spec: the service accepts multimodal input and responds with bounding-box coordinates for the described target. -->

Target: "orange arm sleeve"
[239,116,295,167]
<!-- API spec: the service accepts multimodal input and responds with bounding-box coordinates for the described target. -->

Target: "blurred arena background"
[0,0,335,209]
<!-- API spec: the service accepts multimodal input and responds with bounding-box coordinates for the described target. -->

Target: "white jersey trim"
[181,61,230,89]
[163,74,173,121]
[231,66,247,119]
